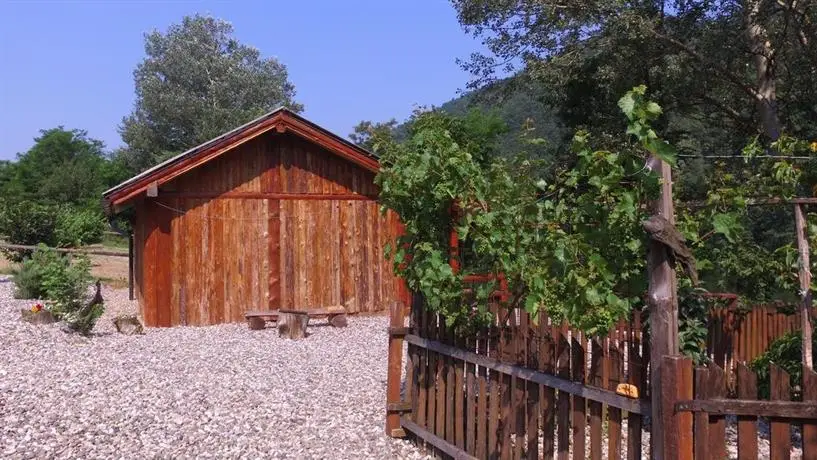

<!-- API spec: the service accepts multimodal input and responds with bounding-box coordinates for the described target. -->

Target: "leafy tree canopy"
[119,14,302,172]
[452,0,817,147]
[0,128,123,208]
[377,85,812,341]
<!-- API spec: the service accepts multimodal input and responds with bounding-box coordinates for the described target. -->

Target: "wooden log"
[248,316,265,330]
[278,310,309,339]
[328,313,348,328]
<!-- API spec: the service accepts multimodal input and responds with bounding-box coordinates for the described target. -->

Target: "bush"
[55,208,106,247]
[0,201,60,261]
[0,201,106,261]
[11,245,64,299]
[750,330,817,399]
[11,245,102,335]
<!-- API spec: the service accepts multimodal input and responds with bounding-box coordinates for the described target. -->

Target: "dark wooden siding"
[134,131,402,327]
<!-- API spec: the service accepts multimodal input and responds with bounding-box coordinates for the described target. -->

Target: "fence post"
[794,203,814,370]
[661,355,693,460]
[386,300,408,437]
[648,159,680,459]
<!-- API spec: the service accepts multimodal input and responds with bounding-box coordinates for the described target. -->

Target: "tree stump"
[328,313,348,328]
[20,308,56,325]
[248,316,266,331]
[278,310,309,339]
[112,314,144,335]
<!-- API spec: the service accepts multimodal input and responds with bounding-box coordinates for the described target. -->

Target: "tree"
[119,14,303,172]
[4,128,110,207]
[349,119,399,153]
[452,0,817,145]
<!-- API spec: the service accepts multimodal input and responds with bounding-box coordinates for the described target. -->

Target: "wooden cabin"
[103,108,407,327]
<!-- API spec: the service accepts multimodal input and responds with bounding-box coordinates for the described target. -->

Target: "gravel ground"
[0,277,427,459]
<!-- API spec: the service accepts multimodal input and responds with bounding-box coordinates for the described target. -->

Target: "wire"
[152,200,285,222]
[677,154,815,160]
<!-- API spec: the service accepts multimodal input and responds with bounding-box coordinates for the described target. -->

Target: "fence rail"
[0,242,129,258]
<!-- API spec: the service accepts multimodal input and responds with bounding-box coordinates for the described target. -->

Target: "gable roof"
[102,107,379,211]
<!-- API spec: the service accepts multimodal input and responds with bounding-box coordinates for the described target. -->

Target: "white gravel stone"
[0,277,428,459]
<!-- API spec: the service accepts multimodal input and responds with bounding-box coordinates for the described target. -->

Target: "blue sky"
[0,1,485,160]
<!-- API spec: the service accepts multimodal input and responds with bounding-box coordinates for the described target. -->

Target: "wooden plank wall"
[135,132,400,327]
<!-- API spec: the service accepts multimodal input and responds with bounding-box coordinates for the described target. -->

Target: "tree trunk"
[794,204,814,370]
[278,310,309,339]
[746,0,781,140]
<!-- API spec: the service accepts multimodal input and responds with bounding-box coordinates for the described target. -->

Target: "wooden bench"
[244,306,348,330]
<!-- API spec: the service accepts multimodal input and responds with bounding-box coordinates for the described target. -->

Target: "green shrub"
[55,208,106,247]
[11,245,102,335]
[11,245,64,299]
[749,330,817,399]
[678,288,711,366]
[0,201,60,261]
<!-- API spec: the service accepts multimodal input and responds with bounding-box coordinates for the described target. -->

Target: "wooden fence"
[708,305,804,368]
[668,359,817,459]
[386,298,817,459]
[394,297,650,459]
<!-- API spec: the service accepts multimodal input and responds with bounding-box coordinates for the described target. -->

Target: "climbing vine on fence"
[377,85,816,339]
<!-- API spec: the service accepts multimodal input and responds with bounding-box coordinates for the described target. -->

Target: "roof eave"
[102,108,379,213]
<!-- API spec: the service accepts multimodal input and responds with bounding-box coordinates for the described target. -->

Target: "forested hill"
[436,77,565,160]
[369,75,567,163]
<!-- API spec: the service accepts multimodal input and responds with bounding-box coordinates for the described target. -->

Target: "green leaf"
[586,287,602,305]
[647,139,677,167]
[618,92,636,120]
[711,213,742,243]
[645,102,662,117]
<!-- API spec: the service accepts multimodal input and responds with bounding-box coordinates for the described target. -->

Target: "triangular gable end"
[102,108,379,212]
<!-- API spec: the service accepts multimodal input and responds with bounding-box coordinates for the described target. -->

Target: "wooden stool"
[278,310,309,339]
